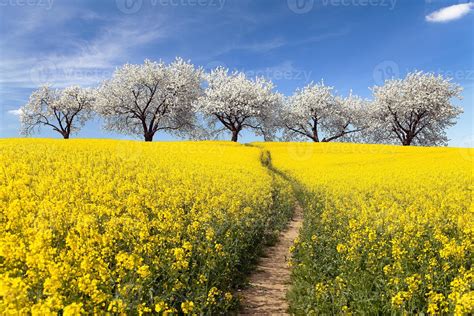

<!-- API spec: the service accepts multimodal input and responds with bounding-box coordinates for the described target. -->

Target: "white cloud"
[7,109,23,116]
[0,16,169,89]
[211,29,349,59]
[426,2,474,23]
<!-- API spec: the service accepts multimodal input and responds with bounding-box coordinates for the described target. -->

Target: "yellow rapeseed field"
[261,142,473,315]
[0,139,294,315]
[1,139,472,315]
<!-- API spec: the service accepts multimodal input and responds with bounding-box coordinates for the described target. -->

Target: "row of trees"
[19,58,463,146]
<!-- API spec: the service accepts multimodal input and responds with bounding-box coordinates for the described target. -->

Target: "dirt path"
[239,203,303,315]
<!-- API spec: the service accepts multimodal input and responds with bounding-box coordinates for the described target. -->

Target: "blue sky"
[0,0,472,146]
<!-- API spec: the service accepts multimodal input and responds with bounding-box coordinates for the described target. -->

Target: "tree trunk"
[402,134,413,146]
[231,130,239,142]
[311,132,320,142]
[312,123,319,142]
[62,131,70,139]
[144,133,154,142]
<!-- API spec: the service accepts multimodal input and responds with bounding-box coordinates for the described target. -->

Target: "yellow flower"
[197,274,207,285]
[155,301,167,313]
[0,140,294,314]
[260,142,473,314]
[137,304,152,316]
[336,244,346,253]
[181,301,194,314]
[214,243,223,252]
[207,287,220,305]
[182,241,193,251]
[107,299,125,313]
[63,303,84,316]
[341,305,351,315]
[137,265,151,278]
[225,292,233,301]
[391,292,406,308]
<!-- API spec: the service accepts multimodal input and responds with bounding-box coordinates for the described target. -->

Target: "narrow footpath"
[239,203,303,315]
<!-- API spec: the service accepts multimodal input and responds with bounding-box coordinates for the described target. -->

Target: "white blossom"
[369,71,463,146]
[195,67,282,142]
[20,85,95,139]
[281,81,369,142]
[95,58,202,142]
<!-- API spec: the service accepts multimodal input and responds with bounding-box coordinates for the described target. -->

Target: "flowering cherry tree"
[20,85,95,139]
[370,71,463,146]
[195,68,282,142]
[95,58,202,142]
[281,81,368,142]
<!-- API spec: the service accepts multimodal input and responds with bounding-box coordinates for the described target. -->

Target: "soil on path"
[239,203,303,315]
